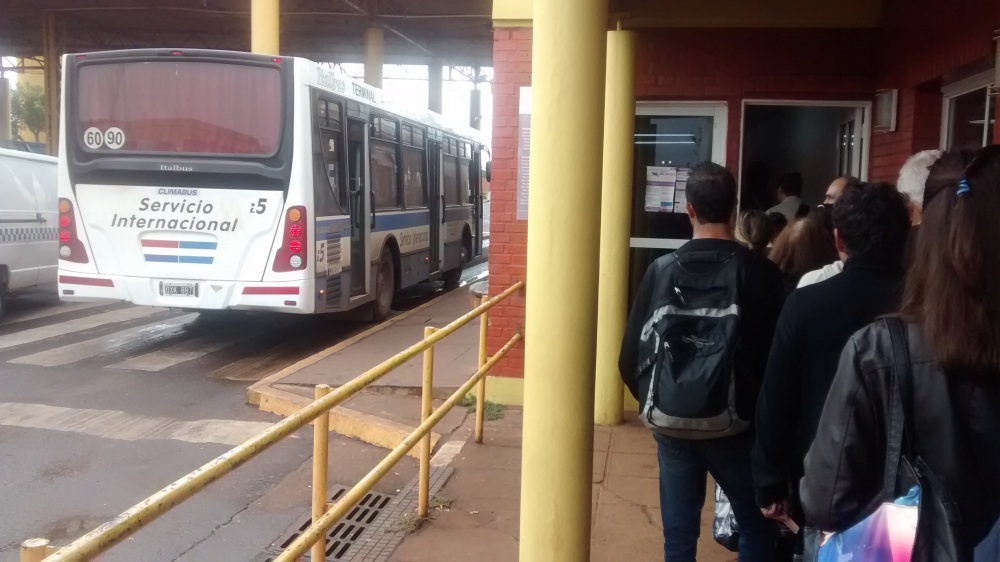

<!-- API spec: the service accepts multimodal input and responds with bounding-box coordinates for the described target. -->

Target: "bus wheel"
[373,246,396,321]
[442,243,468,289]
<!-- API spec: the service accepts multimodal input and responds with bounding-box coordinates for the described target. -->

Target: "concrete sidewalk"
[390,411,737,562]
[248,288,484,455]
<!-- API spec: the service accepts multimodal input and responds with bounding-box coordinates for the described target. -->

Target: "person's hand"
[760,500,789,520]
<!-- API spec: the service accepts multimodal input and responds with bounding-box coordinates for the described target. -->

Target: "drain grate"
[260,485,395,561]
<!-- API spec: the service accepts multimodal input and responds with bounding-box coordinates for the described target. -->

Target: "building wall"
[868,0,1000,181]
[487,27,877,378]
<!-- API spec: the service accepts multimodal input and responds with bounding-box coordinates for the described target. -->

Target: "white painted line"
[2,302,106,326]
[0,306,164,351]
[9,314,198,367]
[0,402,275,446]
[107,321,272,371]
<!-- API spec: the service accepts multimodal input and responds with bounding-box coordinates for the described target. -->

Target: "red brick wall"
[489,13,999,378]
[635,28,878,171]
[487,28,532,377]
[868,0,1000,181]
[487,27,877,377]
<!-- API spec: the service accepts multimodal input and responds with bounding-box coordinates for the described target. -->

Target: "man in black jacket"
[752,182,911,561]
[620,162,785,562]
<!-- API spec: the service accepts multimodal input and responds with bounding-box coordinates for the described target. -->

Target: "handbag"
[818,318,964,562]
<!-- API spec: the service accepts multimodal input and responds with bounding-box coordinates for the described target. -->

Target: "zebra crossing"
[0,298,348,378]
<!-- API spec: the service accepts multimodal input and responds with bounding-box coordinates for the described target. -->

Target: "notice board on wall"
[644,166,692,214]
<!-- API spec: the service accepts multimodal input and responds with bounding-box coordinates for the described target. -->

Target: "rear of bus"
[57,49,315,313]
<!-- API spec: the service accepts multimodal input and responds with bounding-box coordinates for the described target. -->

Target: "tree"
[12,83,46,142]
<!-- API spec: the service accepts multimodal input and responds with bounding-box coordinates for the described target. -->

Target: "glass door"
[629,103,727,298]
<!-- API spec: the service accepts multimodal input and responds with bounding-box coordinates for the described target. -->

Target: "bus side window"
[319,130,345,211]
[443,137,460,206]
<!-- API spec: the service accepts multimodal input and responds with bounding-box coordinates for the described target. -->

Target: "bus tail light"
[58,198,89,263]
[273,206,308,272]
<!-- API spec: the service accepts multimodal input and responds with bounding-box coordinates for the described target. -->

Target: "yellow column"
[364,27,384,89]
[42,13,61,156]
[428,63,443,114]
[593,27,636,426]
[250,0,280,54]
[519,0,608,560]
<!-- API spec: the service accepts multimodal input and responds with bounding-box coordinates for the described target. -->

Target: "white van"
[0,147,59,320]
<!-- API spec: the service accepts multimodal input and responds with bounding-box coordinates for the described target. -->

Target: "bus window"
[443,154,459,206]
[459,157,471,204]
[403,125,427,208]
[318,130,345,213]
[371,115,400,210]
[76,61,281,155]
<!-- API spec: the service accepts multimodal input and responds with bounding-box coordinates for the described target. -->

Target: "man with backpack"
[619,162,786,561]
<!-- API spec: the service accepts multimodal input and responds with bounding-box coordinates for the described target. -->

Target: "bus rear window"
[76,61,281,156]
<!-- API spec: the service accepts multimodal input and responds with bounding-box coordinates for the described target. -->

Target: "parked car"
[0,147,58,320]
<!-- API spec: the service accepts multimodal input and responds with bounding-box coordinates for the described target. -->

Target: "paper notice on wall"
[673,167,691,213]
[645,167,677,212]
[516,87,532,221]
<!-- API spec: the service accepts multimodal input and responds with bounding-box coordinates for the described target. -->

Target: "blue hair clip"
[957,178,971,196]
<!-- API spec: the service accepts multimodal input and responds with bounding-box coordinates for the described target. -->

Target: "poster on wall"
[516,87,532,221]
[645,166,677,212]
[673,167,691,213]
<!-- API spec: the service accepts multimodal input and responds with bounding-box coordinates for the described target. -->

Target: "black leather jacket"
[801,320,1000,552]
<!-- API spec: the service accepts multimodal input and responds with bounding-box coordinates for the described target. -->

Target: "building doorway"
[739,101,870,212]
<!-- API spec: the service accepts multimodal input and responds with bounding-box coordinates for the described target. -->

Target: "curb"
[246,291,459,456]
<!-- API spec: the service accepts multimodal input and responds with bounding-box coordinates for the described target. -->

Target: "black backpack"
[636,250,749,439]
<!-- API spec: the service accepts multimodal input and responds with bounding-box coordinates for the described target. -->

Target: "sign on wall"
[644,166,691,213]
[516,87,531,221]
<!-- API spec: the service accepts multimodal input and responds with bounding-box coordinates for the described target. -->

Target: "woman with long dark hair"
[801,146,1000,559]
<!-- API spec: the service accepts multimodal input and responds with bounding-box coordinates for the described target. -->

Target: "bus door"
[472,150,484,257]
[347,119,369,297]
[428,140,443,273]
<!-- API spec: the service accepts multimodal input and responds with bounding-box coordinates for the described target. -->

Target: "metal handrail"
[278,332,522,560]
[29,280,524,562]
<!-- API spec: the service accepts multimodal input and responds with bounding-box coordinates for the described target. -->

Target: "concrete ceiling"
[2,0,494,67]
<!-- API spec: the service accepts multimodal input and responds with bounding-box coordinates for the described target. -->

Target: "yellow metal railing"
[23,281,524,562]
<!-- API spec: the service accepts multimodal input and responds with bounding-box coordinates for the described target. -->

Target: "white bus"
[56,49,486,319]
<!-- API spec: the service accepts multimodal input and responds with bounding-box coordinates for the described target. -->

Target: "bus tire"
[442,236,469,289]
[373,246,396,322]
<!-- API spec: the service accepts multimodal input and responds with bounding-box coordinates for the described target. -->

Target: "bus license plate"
[160,282,198,297]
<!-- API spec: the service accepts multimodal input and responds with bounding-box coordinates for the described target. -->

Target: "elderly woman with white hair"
[897,149,943,226]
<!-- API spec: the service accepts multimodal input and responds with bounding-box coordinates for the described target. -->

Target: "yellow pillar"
[593,27,636,426]
[519,0,608,560]
[364,27,384,89]
[428,63,443,113]
[42,13,61,156]
[250,0,280,54]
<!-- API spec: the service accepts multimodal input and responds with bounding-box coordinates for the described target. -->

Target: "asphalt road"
[0,261,487,561]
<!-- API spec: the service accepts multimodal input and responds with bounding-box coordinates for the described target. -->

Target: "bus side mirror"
[485,161,492,182]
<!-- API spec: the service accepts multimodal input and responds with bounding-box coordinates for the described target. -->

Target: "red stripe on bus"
[59,275,114,287]
[242,287,300,295]
[141,240,179,248]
